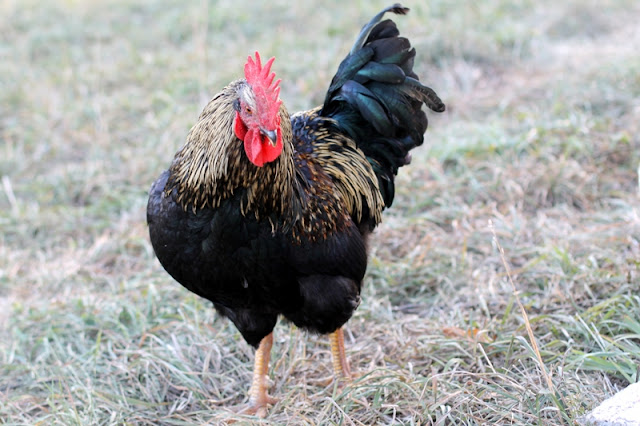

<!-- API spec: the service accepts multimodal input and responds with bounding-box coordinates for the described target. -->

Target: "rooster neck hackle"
[291,109,384,228]
[166,80,294,218]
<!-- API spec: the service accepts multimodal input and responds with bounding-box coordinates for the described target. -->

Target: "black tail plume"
[320,4,444,208]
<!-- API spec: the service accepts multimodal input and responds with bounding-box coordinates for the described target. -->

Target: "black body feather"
[149,166,367,347]
[147,4,443,348]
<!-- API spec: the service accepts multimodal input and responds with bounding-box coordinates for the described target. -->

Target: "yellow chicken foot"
[242,332,277,417]
[329,327,352,381]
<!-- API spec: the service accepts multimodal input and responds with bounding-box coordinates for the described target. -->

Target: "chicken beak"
[261,128,278,146]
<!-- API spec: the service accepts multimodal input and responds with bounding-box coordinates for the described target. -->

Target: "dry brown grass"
[1,0,640,424]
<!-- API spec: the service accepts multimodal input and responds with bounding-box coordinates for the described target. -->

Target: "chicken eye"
[245,106,253,115]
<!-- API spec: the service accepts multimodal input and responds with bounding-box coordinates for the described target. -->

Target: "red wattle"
[244,128,264,167]
[234,112,248,140]
[243,126,283,167]
[260,126,283,163]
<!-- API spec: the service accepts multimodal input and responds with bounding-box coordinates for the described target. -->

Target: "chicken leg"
[329,327,352,380]
[243,332,277,417]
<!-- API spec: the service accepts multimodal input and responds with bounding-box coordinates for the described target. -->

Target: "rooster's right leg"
[242,332,277,417]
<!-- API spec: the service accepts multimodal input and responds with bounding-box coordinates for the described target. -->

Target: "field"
[1,0,640,424]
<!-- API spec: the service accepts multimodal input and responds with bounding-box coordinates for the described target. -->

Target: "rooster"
[147,4,444,416]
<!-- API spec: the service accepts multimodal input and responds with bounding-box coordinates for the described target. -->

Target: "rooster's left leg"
[311,327,353,387]
[243,332,277,417]
[329,327,352,381]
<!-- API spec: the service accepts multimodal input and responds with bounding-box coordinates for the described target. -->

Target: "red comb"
[244,52,282,115]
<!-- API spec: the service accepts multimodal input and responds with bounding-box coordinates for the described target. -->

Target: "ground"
[1,0,639,424]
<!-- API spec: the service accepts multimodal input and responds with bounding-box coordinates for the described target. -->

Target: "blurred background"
[1,0,639,423]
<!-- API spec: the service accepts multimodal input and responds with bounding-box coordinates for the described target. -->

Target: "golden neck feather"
[166,80,295,217]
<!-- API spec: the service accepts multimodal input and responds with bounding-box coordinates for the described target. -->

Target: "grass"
[1,0,640,424]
